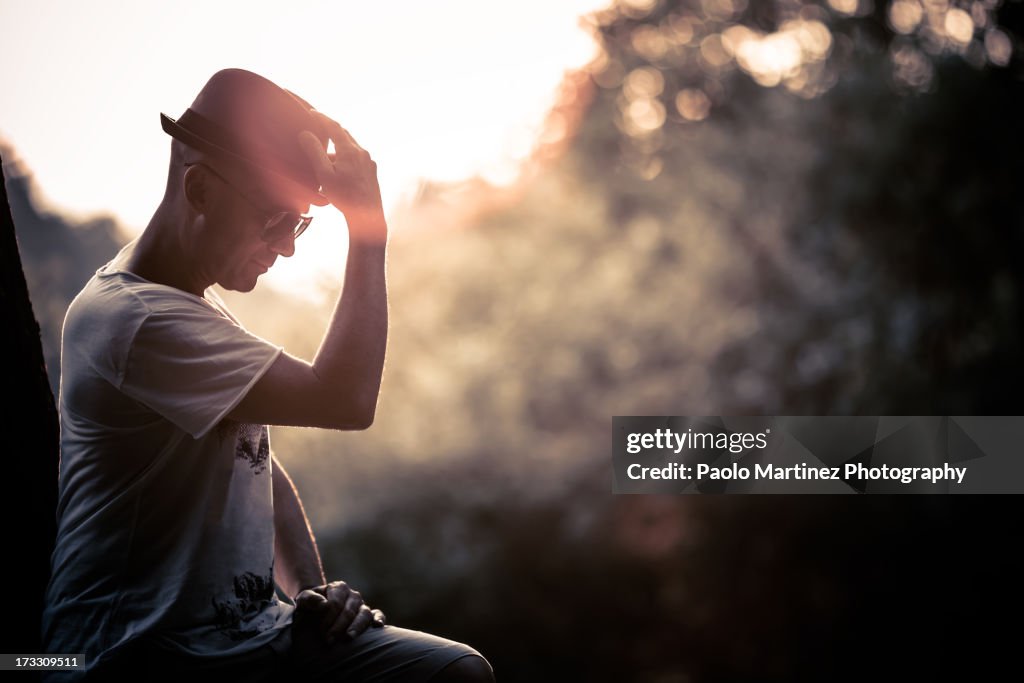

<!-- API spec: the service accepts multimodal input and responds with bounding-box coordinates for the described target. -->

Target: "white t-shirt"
[41,240,295,679]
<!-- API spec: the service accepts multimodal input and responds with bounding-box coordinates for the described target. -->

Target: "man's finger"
[298,130,333,181]
[318,581,353,632]
[328,604,373,645]
[325,591,365,644]
[348,604,375,637]
[310,110,361,150]
[294,588,329,611]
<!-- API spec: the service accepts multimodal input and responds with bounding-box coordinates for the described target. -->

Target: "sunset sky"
[0,0,607,297]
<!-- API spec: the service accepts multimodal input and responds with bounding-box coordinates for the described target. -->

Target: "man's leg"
[283,617,493,682]
[428,654,495,683]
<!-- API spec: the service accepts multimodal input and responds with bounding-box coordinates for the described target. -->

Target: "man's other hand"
[294,580,386,645]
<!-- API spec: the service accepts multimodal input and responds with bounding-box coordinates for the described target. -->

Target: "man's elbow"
[347,407,375,431]
[328,396,376,431]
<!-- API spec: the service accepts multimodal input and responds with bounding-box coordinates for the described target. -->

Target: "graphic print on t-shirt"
[210,568,276,641]
[235,423,270,474]
[215,421,271,474]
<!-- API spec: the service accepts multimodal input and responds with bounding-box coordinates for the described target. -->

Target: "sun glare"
[0,0,607,302]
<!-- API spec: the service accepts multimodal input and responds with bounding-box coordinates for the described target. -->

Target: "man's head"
[159,69,328,292]
[162,68,330,207]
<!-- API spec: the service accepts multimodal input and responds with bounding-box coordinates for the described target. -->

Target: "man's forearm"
[312,214,389,426]
[272,454,325,600]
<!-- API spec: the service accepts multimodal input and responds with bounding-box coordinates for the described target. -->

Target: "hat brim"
[160,112,330,207]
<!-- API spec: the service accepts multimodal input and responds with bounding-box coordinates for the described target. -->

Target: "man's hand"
[294,580,386,645]
[298,112,385,242]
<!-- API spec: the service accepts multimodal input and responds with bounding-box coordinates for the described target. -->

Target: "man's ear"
[182,164,213,213]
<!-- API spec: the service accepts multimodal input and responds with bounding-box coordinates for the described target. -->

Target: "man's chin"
[220,277,259,293]
[219,263,268,293]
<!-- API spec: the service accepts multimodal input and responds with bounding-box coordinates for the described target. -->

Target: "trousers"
[86,621,487,682]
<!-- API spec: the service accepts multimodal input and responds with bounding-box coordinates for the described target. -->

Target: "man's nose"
[268,234,296,258]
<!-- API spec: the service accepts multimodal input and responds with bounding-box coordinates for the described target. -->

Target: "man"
[40,68,493,682]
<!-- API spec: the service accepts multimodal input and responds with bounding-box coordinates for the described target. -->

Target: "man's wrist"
[292,581,325,600]
[346,208,388,244]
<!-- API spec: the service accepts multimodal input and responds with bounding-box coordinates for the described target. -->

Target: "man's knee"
[429,654,495,683]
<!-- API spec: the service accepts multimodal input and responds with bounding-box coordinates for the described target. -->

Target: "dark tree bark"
[0,150,59,656]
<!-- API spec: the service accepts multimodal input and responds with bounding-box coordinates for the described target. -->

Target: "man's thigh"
[281,620,489,682]
[88,623,488,682]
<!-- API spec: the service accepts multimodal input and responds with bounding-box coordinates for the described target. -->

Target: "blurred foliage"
[8,1,1024,680]
[2,158,124,392]
[568,0,1024,414]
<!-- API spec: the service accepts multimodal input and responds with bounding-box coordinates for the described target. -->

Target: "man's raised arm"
[228,112,388,430]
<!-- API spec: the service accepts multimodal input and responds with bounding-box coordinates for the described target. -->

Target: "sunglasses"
[183,162,313,243]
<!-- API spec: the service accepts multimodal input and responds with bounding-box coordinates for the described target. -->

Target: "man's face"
[199,164,311,292]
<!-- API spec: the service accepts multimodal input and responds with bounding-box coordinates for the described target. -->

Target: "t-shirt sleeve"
[120,301,283,439]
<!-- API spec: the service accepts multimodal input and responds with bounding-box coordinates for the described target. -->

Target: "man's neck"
[126,203,209,297]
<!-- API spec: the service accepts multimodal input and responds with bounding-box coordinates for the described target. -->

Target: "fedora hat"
[160,68,331,206]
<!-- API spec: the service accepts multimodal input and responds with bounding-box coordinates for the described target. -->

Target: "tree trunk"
[0,149,59,656]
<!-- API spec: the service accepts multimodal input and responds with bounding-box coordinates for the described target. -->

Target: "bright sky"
[0,0,606,298]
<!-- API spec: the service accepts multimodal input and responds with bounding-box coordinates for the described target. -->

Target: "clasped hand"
[294,580,386,645]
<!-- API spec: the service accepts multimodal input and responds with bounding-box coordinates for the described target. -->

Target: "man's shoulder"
[70,267,218,323]
[64,269,226,363]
